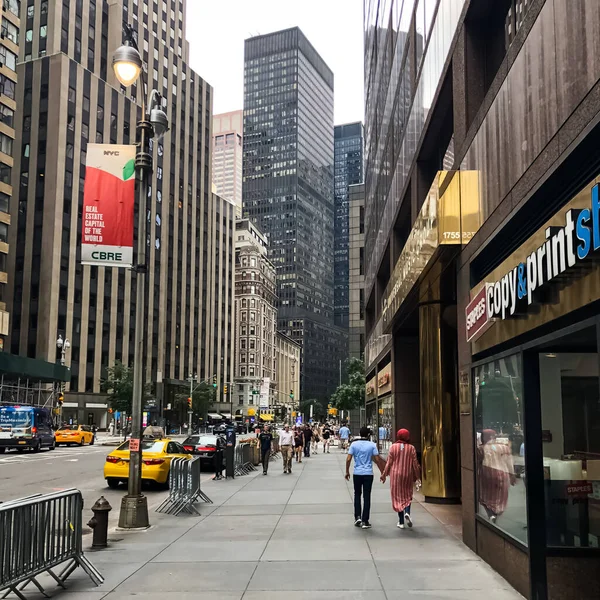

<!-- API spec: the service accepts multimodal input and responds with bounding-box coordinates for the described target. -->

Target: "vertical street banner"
[259,377,270,407]
[81,144,136,267]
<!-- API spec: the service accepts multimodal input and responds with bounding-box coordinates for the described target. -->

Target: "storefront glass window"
[366,401,378,446]
[474,354,527,544]
[378,396,394,456]
[540,351,600,548]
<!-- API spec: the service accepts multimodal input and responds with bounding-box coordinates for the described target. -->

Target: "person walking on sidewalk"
[303,424,313,458]
[380,428,421,529]
[311,425,320,454]
[338,423,350,453]
[322,425,332,453]
[279,424,295,474]
[345,426,386,529]
[259,425,273,475]
[294,426,305,463]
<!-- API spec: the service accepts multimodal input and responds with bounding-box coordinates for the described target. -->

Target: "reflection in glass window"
[474,354,526,544]
[540,351,600,548]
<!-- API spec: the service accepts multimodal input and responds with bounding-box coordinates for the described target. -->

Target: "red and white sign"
[566,482,593,497]
[466,285,490,342]
[81,144,136,267]
[129,438,140,452]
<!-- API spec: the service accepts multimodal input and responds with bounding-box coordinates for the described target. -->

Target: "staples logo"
[465,285,490,342]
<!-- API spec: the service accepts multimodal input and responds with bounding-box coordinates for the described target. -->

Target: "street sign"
[129,438,140,452]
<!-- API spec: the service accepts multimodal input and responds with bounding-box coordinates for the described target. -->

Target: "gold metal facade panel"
[419,302,447,498]
[471,175,600,353]
[382,171,481,331]
[419,301,460,499]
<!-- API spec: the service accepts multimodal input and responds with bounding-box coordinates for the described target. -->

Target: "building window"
[0,74,15,100]
[0,164,10,184]
[0,133,12,156]
[474,354,526,545]
[0,104,14,127]
[1,20,18,45]
[4,0,19,17]
[241,339,246,349]
[238,395,244,405]
[0,222,7,243]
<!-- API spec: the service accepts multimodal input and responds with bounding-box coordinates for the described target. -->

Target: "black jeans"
[398,503,411,524]
[353,474,374,522]
[261,448,270,473]
[304,440,311,457]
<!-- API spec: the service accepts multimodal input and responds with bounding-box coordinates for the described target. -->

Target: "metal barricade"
[156,457,212,516]
[233,443,257,476]
[0,489,104,600]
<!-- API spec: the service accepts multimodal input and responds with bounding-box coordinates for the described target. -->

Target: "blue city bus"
[0,405,56,453]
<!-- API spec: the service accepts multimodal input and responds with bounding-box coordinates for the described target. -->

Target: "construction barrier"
[0,489,103,599]
[156,457,212,516]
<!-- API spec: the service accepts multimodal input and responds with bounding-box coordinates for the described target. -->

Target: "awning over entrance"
[207,412,222,419]
[220,413,232,419]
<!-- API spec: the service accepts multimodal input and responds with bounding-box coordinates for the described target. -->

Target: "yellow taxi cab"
[55,424,95,446]
[104,438,192,489]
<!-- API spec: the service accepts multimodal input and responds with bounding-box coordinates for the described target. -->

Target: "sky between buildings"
[186,0,364,126]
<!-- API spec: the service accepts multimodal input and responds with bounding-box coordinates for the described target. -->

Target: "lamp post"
[113,24,169,529]
[56,335,70,425]
[187,373,197,433]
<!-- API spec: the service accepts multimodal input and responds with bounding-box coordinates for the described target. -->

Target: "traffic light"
[223,384,228,395]
[108,408,113,414]
[187,397,192,409]
[212,374,217,388]
[290,389,294,399]
[58,393,64,405]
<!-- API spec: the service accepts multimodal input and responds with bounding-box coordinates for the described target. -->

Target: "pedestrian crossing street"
[0,445,107,464]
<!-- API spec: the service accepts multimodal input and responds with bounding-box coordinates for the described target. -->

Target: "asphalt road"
[0,443,172,514]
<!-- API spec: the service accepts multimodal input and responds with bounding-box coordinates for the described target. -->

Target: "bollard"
[87,496,112,548]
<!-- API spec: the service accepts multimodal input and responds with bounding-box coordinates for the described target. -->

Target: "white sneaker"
[404,513,413,528]
[397,522,404,529]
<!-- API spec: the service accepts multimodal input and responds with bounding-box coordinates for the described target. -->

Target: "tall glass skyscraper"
[243,27,345,402]
[334,123,363,329]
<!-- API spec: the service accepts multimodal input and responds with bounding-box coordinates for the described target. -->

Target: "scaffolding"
[0,376,59,410]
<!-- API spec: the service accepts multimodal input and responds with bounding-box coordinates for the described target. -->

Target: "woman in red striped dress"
[380,429,421,529]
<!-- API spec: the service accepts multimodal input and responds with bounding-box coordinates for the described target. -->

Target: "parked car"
[182,434,224,468]
[0,405,56,453]
[55,424,95,446]
[104,438,191,489]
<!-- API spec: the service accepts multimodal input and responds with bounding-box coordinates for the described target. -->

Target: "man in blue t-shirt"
[338,423,351,453]
[345,426,385,529]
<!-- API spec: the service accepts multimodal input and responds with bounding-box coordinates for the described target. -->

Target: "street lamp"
[113,24,169,530]
[187,373,197,434]
[56,334,70,366]
[55,335,70,425]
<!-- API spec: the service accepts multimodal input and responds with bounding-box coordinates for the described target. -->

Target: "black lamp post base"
[118,494,150,529]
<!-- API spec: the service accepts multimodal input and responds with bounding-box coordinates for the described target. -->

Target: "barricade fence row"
[0,489,103,600]
[156,456,212,516]
[234,442,257,476]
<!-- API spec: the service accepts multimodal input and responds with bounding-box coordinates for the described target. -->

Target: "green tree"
[330,357,365,411]
[100,361,134,414]
[174,381,215,422]
[299,398,327,420]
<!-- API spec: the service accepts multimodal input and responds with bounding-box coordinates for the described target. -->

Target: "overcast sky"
[186,0,364,126]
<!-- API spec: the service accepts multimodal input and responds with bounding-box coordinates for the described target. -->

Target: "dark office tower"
[7,0,234,427]
[334,122,363,329]
[243,27,344,402]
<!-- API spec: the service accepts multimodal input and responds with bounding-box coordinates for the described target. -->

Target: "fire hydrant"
[87,496,112,548]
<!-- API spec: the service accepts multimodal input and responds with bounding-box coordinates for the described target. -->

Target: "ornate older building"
[233,218,277,417]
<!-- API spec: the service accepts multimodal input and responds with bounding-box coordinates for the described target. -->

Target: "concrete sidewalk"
[27,448,523,599]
